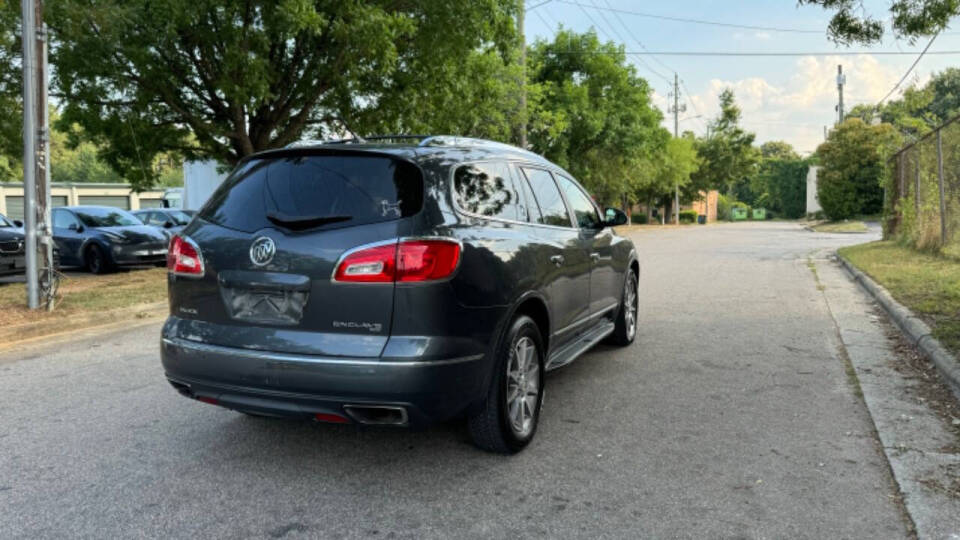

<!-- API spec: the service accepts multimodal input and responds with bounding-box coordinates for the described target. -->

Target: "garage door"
[4,195,68,221]
[138,198,163,209]
[77,195,129,209]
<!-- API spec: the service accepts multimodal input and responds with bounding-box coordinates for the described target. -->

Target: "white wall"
[183,160,228,211]
[806,166,822,215]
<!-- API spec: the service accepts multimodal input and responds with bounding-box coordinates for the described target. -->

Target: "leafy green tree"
[45,0,519,190]
[816,118,899,220]
[526,29,665,207]
[691,89,758,197]
[759,141,799,161]
[0,0,21,181]
[756,158,810,218]
[798,0,959,44]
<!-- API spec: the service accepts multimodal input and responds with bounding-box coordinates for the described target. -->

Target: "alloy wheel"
[625,275,638,341]
[506,336,540,438]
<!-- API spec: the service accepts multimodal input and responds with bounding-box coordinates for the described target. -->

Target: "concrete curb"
[837,254,960,395]
[0,301,167,351]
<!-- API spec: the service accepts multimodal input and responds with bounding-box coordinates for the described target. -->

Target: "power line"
[878,33,939,105]
[526,0,553,11]
[555,0,824,34]
[584,0,670,84]
[591,0,671,85]
[544,50,960,56]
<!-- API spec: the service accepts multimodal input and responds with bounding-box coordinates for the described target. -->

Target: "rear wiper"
[266,211,352,231]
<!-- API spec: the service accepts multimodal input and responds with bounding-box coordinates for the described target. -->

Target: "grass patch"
[0,268,168,328]
[812,220,869,233]
[839,241,960,354]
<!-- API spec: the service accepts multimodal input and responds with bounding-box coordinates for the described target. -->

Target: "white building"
[806,166,822,216]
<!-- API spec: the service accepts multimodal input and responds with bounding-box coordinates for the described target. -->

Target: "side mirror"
[604,207,628,227]
[68,223,83,233]
[13,220,22,227]
[163,221,174,229]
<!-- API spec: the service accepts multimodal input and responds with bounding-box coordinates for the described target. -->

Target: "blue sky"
[524,0,960,154]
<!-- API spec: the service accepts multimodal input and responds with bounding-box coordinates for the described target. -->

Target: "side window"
[521,168,572,227]
[514,166,542,224]
[53,210,76,229]
[453,161,522,220]
[556,175,600,229]
[148,213,164,225]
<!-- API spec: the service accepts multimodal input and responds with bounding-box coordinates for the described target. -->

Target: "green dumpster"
[731,207,748,221]
[752,208,766,220]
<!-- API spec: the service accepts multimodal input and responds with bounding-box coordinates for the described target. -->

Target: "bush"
[630,213,648,224]
[679,209,698,223]
[817,119,895,220]
[717,194,734,220]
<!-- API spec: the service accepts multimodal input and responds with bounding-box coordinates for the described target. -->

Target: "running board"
[545,320,616,371]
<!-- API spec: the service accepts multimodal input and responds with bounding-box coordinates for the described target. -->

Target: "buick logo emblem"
[249,236,276,266]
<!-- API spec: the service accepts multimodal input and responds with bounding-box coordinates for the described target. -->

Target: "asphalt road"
[0,222,908,539]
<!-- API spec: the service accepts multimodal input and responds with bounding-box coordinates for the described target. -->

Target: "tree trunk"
[621,194,630,224]
[646,197,654,222]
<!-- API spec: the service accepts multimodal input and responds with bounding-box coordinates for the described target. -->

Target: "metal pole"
[938,129,948,244]
[673,73,680,225]
[21,0,38,309]
[39,17,54,310]
[836,65,845,124]
[915,147,921,219]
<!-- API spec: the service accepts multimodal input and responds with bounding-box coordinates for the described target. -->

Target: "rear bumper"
[160,336,490,426]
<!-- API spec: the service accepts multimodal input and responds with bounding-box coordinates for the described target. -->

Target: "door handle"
[550,255,565,266]
[590,252,600,262]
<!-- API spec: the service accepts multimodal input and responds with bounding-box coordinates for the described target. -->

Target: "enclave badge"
[249,236,276,266]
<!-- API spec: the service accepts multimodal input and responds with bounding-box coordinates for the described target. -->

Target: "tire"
[85,244,110,274]
[468,315,545,454]
[609,270,638,346]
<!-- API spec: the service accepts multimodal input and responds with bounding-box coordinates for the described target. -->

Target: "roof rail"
[418,136,543,159]
[364,135,430,142]
[284,135,544,160]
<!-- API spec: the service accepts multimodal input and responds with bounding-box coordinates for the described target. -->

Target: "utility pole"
[518,1,527,149]
[668,73,686,225]
[836,64,845,125]
[21,0,55,310]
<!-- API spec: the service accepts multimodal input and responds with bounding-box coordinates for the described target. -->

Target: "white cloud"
[754,31,772,40]
[659,54,904,153]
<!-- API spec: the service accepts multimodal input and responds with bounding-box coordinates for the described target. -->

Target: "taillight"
[396,240,461,282]
[333,239,460,283]
[167,235,204,277]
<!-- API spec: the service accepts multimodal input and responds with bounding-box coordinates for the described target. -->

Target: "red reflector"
[315,413,350,424]
[333,239,460,283]
[167,235,204,276]
[397,240,461,282]
[196,396,219,405]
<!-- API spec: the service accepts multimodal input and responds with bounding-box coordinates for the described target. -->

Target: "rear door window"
[453,161,522,221]
[521,168,572,227]
[199,154,424,233]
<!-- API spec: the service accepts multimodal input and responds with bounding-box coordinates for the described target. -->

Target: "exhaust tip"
[168,379,192,397]
[343,405,409,426]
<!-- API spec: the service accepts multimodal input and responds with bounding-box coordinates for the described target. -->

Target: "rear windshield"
[74,208,141,227]
[199,154,424,233]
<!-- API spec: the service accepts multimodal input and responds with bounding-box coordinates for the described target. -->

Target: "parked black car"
[52,206,169,273]
[132,208,194,235]
[0,212,25,276]
[161,136,639,453]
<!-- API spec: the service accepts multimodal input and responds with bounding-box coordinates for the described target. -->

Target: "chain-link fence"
[887,116,960,257]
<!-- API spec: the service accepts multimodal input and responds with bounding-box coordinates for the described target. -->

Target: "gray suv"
[161,136,639,453]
